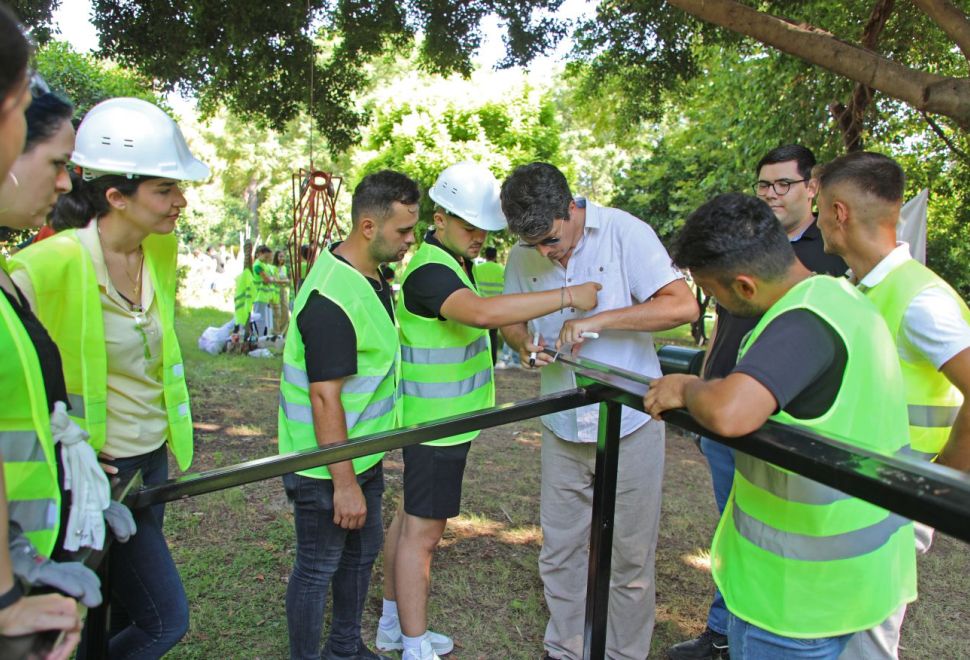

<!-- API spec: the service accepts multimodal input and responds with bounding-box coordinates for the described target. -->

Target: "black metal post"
[83,554,111,658]
[583,400,622,660]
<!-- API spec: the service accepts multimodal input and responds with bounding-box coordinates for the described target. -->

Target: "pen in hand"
[529,331,540,367]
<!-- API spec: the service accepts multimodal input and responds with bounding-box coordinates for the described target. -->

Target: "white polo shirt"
[859,243,970,369]
[504,200,683,442]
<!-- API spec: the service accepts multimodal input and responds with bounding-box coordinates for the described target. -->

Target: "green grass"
[163,307,970,659]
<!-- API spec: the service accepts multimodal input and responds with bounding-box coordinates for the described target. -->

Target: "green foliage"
[352,72,564,244]
[85,0,568,153]
[33,40,162,119]
[8,0,58,42]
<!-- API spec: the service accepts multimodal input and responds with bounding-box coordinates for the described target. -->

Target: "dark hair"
[50,169,90,231]
[0,5,30,106]
[671,193,795,285]
[350,170,420,226]
[813,151,904,203]
[756,144,817,181]
[24,92,73,152]
[273,249,285,266]
[255,245,272,255]
[500,162,572,240]
[483,246,497,260]
[74,174,143,220]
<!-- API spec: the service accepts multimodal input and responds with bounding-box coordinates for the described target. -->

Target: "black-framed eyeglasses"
[753,178,809,196]
[518,218,564,249]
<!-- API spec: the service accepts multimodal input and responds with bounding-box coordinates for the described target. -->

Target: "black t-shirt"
[2,285,68,412]
[732,309,847,419]
[401,231,474,320]
[703,219,847,379]
[296,248,394,383]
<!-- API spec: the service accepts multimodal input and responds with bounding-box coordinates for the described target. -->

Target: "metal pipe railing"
[16,346,970,660]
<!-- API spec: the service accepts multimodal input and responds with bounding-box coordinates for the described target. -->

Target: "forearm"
[500,322,532,352]
[683,376,769,437]
[591,294,699,333]
[467,288,571,329]
[937,404,970,472]
[310,389,357,485]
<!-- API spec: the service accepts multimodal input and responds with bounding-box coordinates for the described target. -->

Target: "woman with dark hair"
[1,92,74,232]
[0,4,83,657]
[11,96,210,659]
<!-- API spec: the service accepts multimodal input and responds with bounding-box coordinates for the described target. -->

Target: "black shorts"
[402,442,471,519]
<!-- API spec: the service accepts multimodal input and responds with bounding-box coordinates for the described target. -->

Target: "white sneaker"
[401,638,440,660]
[376,625,453,655]
[495,360,508,370]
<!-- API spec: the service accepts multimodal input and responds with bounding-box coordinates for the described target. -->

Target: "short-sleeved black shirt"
[732,308,847,419]
[296,246,394,383]
[2,285,68,412]
[401,231,474,320]
[703,219,848,379]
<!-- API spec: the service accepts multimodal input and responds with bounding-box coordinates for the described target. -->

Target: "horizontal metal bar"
[550,349,970,544]
[128,388,598,509]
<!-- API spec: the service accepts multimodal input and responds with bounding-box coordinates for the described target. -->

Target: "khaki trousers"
[539,420,665,660]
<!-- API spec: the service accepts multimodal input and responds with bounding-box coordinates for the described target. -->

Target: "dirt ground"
[164,324,970,659]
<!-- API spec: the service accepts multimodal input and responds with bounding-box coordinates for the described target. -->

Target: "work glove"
[51,401,111,551]
[103,500,137,543]
[8,533,102,608]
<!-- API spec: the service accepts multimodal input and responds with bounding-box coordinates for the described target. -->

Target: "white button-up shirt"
[504,200,683,442]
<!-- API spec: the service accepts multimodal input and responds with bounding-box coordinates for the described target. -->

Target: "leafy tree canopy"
[64,0,566,154]
[34,40,163,119]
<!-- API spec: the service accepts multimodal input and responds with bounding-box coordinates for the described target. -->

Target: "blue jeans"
[283,465,384,660]
[701,436,735,635]
[80,444,189,659]
[728,614,851,659]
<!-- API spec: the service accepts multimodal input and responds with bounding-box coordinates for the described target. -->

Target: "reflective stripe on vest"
[403,366,492,399]
[281,362,399,430]
[734,456,851,506]
[908,404,958,428]
[10,230,194,470]
[401,335,489,365]
[712,275,916,638]
[865,258,970,459]
[732,501,911,562]
[277,247,401,479]
[0,431,47,463]
[8,499,58,533]
[0,256,61,557]
[397,240,495,447]
[67,392,85,420]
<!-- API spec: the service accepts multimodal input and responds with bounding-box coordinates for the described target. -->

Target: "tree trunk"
[244,176,260,243]
[830,0,896,151]
[666,0,970,130]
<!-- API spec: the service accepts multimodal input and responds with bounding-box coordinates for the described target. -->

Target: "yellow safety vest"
[0,255,61,556]
[472,260,504,297]
[397,241,494,446]
[712,275,916,638]
[865,258,970,460]
[278,248,402,478]
[234,269,255,327]
[11,230,194,471]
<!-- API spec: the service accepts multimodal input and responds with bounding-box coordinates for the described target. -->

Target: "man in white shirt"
[498,162,699,660]
[814,151,970,659]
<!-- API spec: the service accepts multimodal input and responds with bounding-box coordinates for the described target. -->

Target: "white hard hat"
[429,161,507,232]
[71,97,210,182]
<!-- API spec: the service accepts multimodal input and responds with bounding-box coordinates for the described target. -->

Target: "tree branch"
[911,0,970,63]
[665,0,970,129]
[921,111,970,163]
